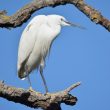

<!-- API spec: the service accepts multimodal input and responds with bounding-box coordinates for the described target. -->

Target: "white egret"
[17,14,85,93]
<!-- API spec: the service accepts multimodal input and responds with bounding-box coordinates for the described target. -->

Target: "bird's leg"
[27,74,42,94]
[25,66,34,92]
[40,67,49,93]
[27,75,33,90]
[27,75,36,92]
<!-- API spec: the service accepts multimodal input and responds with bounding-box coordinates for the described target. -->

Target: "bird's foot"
[28,87,42,94]
[44,92,51,96]
[28,87,36,92]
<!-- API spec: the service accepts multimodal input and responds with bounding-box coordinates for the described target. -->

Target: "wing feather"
[17,15,46,77]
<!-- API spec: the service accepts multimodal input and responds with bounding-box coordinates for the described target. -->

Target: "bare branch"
[0,81,80,110]
[0,0,110,31]
[65,82,81,93]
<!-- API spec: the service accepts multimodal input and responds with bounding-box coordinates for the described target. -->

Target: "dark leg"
[40,67,48,93]
[25,65,33,90]
[27,75,33,90]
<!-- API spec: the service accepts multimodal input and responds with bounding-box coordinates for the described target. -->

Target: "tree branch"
[0,0,110,31]
[0,81,81,110]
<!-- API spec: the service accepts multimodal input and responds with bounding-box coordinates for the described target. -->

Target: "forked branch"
[0,81,81,110]
[0,0,110,31]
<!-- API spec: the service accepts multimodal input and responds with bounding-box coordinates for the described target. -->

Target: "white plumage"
[17,14,84,92]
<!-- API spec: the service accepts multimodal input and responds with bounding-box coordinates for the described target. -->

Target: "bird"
[17,14,85,93]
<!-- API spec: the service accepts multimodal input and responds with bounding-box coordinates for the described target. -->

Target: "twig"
[65,82,81,93]
[0,0,110,31]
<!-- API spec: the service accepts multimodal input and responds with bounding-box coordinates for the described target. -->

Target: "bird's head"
[47,15,85,29]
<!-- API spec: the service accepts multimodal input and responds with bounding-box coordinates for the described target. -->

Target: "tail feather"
[18,57,28,79]
[18,63,28,79]
[18,69,27,79]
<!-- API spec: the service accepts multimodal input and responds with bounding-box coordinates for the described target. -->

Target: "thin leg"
[25,65,33,90]
[27,75,32,90]
[40,67,48,93]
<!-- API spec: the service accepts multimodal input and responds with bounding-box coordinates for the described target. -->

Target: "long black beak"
[65,20,86,29]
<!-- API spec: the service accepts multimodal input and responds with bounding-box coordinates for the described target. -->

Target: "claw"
[44,92,50,96]
[28,87,35,92]
[28,87,42,95]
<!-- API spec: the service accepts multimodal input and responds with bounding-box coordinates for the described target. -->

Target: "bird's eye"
[61,18,64,21]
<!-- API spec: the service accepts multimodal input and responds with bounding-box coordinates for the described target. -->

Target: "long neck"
[47,17,61,39]
[47,21,61,37]
[51,25,61,41]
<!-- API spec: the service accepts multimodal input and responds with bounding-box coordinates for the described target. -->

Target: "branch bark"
[0,0,110,31]
[0,81,81,110]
